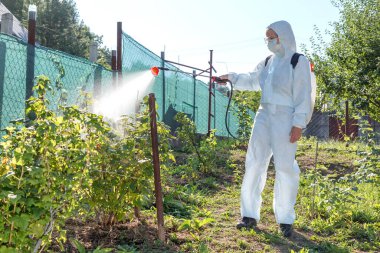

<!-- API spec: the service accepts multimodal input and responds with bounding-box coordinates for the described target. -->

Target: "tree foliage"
[1,0,111,68]
[310,0,380,121]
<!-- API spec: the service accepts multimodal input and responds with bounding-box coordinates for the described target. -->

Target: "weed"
[178,217,216,234]
[236,239,249,249]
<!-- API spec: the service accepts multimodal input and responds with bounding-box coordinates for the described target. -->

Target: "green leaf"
[0,246,19,253]
[93,246,113,253]
[56,116,64,125]
[178,220,192,231]
[29,222,45,238]
[71,239,86,253]
[168,153,176,162]
[12,214,30,231]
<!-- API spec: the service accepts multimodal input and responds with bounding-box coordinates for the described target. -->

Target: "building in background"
[0,2,28,41]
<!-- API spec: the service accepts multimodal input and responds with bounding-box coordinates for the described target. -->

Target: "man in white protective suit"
[218,20,313,237]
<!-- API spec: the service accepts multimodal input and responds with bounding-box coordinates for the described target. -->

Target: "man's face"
[265,29,279,44]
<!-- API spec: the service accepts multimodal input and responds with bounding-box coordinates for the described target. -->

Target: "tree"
[310,0,380,121]
[0,0,25,21]
[1,0,111,68]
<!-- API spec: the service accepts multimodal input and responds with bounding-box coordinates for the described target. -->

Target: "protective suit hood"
[268,21,296,56]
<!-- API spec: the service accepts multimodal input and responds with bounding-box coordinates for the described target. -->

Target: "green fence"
[122,33,243,137]
[0,33,113,131]
[0,32,246,137]
[0,34,26,130]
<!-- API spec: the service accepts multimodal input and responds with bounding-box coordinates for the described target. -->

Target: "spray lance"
[151,67,237,139]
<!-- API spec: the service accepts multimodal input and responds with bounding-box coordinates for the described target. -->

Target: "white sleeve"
[227,60,265,91]
[292,56,312,129]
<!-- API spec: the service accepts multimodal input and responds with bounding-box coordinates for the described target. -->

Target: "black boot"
[279,223,292,237]
[236,217,257,230]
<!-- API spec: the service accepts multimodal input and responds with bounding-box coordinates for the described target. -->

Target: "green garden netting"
[0,32,249,137]
[0,33,113,131]
[122,33,245,137]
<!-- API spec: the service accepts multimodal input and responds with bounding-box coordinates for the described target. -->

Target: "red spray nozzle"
[151,66,171,76]
[151,66,160,76]
[212,76,229,83]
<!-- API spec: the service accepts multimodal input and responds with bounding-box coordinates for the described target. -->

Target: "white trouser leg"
[240,110,272,221]
[270,107,300,224]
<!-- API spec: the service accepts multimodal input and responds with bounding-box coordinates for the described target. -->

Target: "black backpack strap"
[291,53,303,69]
[264,55,272,67]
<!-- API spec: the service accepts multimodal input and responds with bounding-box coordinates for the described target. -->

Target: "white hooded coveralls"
[228,21,312,224]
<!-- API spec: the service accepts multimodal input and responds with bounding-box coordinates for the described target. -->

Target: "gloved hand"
[215,74,230,85]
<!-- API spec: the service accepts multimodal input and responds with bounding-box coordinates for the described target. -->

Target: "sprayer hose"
[224,80,238,140]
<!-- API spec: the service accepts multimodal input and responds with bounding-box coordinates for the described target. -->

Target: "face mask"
[267,38,281,53]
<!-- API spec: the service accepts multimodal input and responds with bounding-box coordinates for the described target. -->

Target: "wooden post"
[1,13,13,35]
[148,93,165,242]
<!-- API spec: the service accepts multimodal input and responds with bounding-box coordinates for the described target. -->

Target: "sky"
[75,0,340,75]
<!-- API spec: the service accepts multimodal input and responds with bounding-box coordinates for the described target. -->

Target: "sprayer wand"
[151,66,238,139]
[151,66,212,79]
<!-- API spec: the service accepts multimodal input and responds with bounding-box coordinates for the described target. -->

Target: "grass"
[59,138,380,252]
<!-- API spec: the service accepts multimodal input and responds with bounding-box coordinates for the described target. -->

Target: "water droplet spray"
[93,70,156,121]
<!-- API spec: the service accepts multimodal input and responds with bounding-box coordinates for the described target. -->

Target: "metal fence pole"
[117,22,122,86]
[148,93,165,241]
[28,7,36,46]
[26,6,36,102]
[213,80,216,129]
[111,50,117,87]
[192,70,196,124]
[207,50,213,136]
[0,41,5,129]
[345,100,349,137]
[94,66,102,99]
[161,51,166,123]
[91,42,101,98]
[311,141,319,217]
